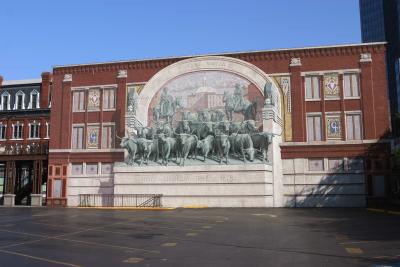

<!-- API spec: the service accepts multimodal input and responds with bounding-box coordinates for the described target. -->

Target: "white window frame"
[102,87,116,111]
[305,75,321,101]
[45,121,50,139]
[14,90,26,110]
[72,90,86,112]
[28,121,41,139]
[71,124,85,149]
[102,123,115,149]
[345,111,363,141]
[29,89,40,109]
[0,91,11,110]
[12,122,24,140]
[306,112,322,142]
[343,72,361,99]
[0,123,6,140]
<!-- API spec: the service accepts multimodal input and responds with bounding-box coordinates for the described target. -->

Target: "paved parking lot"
[0,207,399,266]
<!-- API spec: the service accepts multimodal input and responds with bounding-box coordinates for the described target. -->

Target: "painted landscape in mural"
[121,71,272,166]
[148,71,264,125]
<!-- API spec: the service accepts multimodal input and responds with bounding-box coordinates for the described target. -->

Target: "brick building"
[0,73,51,206]
[1,42,393,207]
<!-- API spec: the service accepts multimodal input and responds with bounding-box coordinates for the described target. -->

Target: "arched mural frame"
[136,56,282,126]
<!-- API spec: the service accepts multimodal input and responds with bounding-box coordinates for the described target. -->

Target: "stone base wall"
[282,158,366,207]
[67,175,114,207]
[113,164,273,208]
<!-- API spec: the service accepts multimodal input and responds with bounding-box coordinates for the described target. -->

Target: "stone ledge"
[114,163,272,173]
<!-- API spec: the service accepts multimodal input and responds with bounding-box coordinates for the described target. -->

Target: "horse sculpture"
[223,91,257,121]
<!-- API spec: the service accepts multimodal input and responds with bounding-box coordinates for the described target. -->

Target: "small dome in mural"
[195,86,217,94]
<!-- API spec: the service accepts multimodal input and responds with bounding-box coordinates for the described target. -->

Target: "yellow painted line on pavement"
[367,208,385,213]
[345,247,363,254]
[123,257,144,264]
[77,207,175,211]
[252,213,278,218]
[367,208,400,215]
[0,249,81,267]
[185,233,198,237]
[182,205,208,209]
[161,242,177,247]
[335,234,348,240]
[340,240,376,245]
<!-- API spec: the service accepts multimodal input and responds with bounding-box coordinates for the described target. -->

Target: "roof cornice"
[52,42,387,75]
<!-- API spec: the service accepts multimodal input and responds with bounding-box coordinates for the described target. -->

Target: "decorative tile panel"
[326,116,341,139]
[323,73,340,99]
[273,76,292,142]
[87,126,99,149]
[87,89,100,110]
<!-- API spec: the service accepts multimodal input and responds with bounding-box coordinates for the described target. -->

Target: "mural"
[120,71,275,166]
[147,71,264,125]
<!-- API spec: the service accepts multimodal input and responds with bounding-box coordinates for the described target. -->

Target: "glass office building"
[360,0,400,135]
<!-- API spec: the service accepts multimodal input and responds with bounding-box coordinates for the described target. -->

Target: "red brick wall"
[49,43,390,161]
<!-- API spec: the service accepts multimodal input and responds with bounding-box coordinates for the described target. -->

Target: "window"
[101,163,113,174]
[305,76,320,100]
[53,179,62,198]
[346,114,362,140]
[328,158,344,172]
[72,126,84,149]
[15,91,25,110]
[347,158,364,171]
[71,163,83,175]
[0,124,6,139]
[45,122,50,138]
[86,163,98,175]
[12,122,23,139]
[102,125,114,148]
[103,88,115,110]
[307,115,322,141]
[29,122,40,139]
[308,159,324,171]
[73,91,85,111]
[344,73,360,98]
[29,90,40,109]
[1,92,10,110]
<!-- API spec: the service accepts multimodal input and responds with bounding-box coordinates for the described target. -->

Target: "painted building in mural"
[1,42,394,207]
[0,73,52,206]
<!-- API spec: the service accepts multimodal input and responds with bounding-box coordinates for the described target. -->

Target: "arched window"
[14,91,25,110]
[0,91,10,110]
[29,89,40,109]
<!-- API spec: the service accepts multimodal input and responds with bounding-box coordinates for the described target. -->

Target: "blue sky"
[0,0,361,80]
